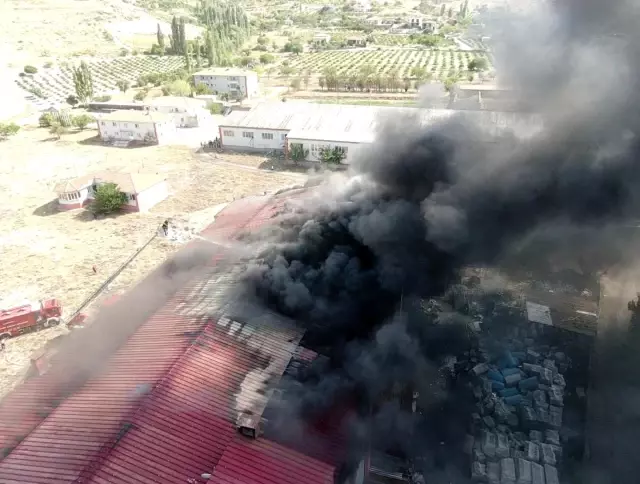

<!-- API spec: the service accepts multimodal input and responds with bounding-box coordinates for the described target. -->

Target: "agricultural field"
[15,56,186,104]
[287,48,493,80]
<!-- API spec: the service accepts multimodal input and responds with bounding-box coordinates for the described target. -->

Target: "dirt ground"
[0,126,306,397]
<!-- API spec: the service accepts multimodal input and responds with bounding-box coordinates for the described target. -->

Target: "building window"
[261,132,274,140]
[130,194,136,201]
[123,123,128,128]
[242,131,254,138]
[135,124,139,128]
[112,122,116,126]
[101,121,105,126]
[223,130,235,137]
[281,134,286,140]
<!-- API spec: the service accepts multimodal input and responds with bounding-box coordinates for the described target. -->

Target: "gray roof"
[220,101,543,143]
[193,67,257,78]
[146,96,208,109]
[97,110,173,123]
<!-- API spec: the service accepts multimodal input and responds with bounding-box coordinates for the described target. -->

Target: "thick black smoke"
[241,0,640,481]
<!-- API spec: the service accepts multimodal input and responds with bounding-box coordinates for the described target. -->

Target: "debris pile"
[462,320,569,484]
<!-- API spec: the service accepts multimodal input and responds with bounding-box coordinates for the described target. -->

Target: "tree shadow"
[72,209,128,223]
[32,199,61,216]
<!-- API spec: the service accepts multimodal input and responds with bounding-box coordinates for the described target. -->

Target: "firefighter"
[161,220,169,236]
[92,265,97,274]
[1,340,5,352]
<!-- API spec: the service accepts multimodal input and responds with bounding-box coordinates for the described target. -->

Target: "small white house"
[53,172,168,212]
[145,96,212,128]
[312,33,332,45]
[192,68,259,100]
[97,110,176,144]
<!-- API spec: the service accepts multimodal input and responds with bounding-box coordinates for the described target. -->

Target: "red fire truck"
[0,299,63,340]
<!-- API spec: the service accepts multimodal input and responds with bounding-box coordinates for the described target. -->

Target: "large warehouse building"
[0,188,364,484]
[217,102,542,164]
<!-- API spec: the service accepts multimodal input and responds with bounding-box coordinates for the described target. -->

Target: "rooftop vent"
[236,412,262,439]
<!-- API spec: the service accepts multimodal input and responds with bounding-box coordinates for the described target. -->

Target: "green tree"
[205,30,215,66]
[72,114,94,130]
[91,183,128,215]
[157,23,165,53]
[179,17,187,55]
[168,79,191,96]
[468,58,488,72]
[259,53,275,64]
[49,121,68,140]
[290,78,301,91]
[116,80,130,92]
[71,61,94,105]
[66,95,79,107]
[195,38,202,67]
[39,112,55,127]
[24,65,37,74]
[318,77,325,90]
[0,122,19,140]
[283,42,303,54]
[170,17,179,54]
[319,146,346,164]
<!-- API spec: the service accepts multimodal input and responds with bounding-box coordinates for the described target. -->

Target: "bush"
[167,79,191,96]
[44,62,53,68]
[66,95,79,107]
[259,53,275,64]
[92,95,111,102]
[319,146,346,164]
[49,121,68,140]
[72,114,94,130]
[24,65,38,74]
[207,101,223,115]
[134,89,148,101]
[91,183,128,215]
[27,87,45,98]
[116,80,130,92]
[0,122,20,140]
[39,113,55,127]
[194,83,212,95]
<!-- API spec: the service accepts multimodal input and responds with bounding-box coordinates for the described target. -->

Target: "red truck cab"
[0,298,63,340]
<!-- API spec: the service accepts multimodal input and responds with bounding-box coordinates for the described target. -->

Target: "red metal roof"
[210,435,335,484]
[0,188,347,484]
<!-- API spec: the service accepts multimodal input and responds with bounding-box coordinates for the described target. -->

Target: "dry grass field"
[0,126,306,397]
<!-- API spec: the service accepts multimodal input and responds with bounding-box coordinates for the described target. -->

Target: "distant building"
[192,68,259,100]
[217,101,543,163]
[97,110,176,145]
[352,0,372,12]
[53,172,168,212]
[312,33,332,45]
[145,96,212,128]
[345,36,367,47]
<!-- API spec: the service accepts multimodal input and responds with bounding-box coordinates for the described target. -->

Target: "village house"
[312,33,332,45]
[97,110,176,145]
[345,36,367,47]
[145,96,213,128]
[53,172,169,212]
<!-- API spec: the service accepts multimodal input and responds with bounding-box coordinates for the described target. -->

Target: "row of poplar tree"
[154,0,251,70]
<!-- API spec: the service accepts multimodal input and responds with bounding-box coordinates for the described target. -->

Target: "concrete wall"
[287,139,365,164]
[220,127,288,151]
[136,181,169,212]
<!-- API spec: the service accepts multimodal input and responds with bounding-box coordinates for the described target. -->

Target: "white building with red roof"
[53,171,168,212]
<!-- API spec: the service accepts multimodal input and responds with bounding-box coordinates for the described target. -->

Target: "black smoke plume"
[241,0,640,481]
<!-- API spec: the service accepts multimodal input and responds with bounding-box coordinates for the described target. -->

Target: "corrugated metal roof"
[0,188,346,484]
[219,102,543,144]
[209,435,335,484]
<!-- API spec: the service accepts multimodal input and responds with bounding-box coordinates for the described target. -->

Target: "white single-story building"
[192,68,259,100]
[217,101,543,165]
[97,110,176,144]
[53,171,169,212]
[312,33,332,45]
[145,96,213,128]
